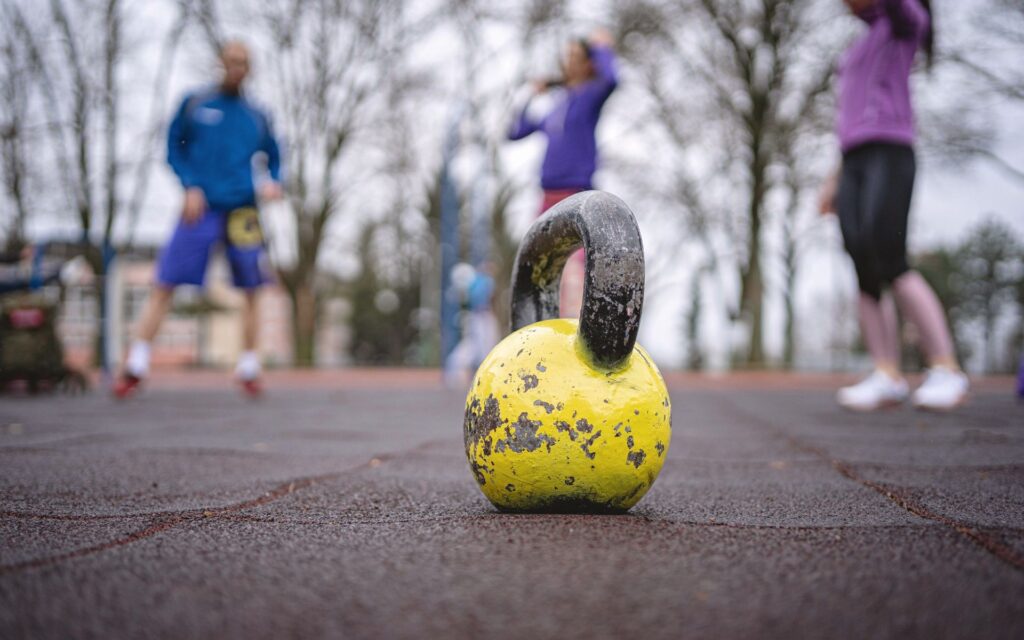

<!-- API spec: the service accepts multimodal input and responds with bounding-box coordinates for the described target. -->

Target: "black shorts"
[836,142,916,299]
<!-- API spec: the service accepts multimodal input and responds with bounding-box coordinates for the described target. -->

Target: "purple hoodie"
[508,46,618,191]
[837,0,931,153]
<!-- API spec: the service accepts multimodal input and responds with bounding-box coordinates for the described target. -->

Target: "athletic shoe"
[837,370,909,412]
[239,377,263,399]
[112,373,143,400]
[912,367,969,412]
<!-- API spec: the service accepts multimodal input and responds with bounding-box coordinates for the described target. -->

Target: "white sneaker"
[837,370,909,411]
[912,367,969,411]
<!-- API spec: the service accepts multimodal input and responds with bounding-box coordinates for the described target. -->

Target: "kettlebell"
[464,191,671,513]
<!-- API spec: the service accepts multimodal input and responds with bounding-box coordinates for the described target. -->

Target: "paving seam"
[717,396,1024,572]
[0,433,126,452]
[0,438,448,576]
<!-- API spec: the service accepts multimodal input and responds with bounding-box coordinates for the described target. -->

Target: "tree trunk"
[782,291,795,367]
[83,246,107,369]
[685,269,704,371]
[92,278,107,369]
[290,282,317,367]
[740,260,764,365]
[983,312,995,374]
[782,232,798,368]
[739,158,766,366]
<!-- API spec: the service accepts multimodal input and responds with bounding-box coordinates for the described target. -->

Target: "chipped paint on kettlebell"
[464,318,671,513]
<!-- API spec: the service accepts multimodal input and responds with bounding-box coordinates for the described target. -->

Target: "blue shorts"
[156,206,270,289]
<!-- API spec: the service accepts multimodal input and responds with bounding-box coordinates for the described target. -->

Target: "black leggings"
[836,143,915,300]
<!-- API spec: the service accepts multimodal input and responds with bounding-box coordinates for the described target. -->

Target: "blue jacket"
[467,273,494,311]
[167,88,282,210]
[508,46,618,191]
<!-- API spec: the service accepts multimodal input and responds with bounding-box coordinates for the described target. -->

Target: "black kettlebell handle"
[510,191,645,370]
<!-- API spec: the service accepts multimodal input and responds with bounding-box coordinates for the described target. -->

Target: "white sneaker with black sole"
[912,367,969,411]
[837,370,909,412]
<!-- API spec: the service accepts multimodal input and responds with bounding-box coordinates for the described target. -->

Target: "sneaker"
[837,370,909,411]
[239,377,264,399]
[912,367,969,411]
[112,373,143,400]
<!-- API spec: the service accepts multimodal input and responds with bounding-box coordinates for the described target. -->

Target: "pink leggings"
[540,189,585,318]
[857,271,955,366]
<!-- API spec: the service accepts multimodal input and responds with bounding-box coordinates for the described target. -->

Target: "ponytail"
[920,0,935,68]
[577,38,594,60]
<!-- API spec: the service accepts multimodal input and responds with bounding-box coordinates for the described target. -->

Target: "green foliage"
[486,178,520,337]
[918,218,1024,373]
[345,222,424,366]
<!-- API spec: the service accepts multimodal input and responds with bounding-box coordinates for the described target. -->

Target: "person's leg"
[235,289,262,382]
[857,293,900,379]
[859,145,966,409]
[226,208,270,388]
[892,271,957,368]
[136,286,175,343]
[124,286,174,378]
[862,145,959,370]
[539,189,585,318]
[560,252,585,319]
[241,289,259,353]
[834,146,909,410]
[119,214,218,389]
[468,309,500,369]
[836,148,891,373]
[444,333,475,388]
[879,292,902,366]
[894,264,967,410]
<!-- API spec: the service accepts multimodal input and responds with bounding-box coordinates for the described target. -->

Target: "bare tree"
[609,0,845,366]
[203,0,422,365]
[0,0,128,363]
[892,0,1024,209]
[1,0,195,367]
[951,219,1023,373]
[924,0,1024,183]
[124,2,192,248]
[452,0,567,334]
[344,56,436,365]
[0,7,32,253]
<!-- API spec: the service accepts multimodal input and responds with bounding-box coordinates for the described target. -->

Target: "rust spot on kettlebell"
[627,449,646,468]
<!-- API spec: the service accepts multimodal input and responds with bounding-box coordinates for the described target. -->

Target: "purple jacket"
[508,46,618,190]
[837,0,930,153]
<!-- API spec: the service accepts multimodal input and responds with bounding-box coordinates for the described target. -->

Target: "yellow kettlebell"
[464,191,671,513]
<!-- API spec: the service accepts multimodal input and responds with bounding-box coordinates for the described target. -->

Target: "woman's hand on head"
[589,27,615,48]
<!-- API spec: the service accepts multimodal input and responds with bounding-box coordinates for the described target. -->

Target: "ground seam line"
[721,398,1024,572]
[0,438,445,576]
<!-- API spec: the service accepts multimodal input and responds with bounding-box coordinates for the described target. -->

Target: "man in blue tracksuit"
[115,41,283,399]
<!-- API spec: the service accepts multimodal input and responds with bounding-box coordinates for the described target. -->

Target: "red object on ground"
[540,188,583,214]
[112,374,142,400]
[239,377,264,399]
[540,189,586,318]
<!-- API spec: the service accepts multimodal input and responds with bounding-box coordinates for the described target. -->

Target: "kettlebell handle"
[510,191,645,370]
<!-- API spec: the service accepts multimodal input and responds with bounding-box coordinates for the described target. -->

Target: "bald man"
[115,41,283,399]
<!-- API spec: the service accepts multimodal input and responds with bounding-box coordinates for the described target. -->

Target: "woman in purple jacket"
[509,28,618,212]
[508,29,618,317]
[820,0,968,411]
